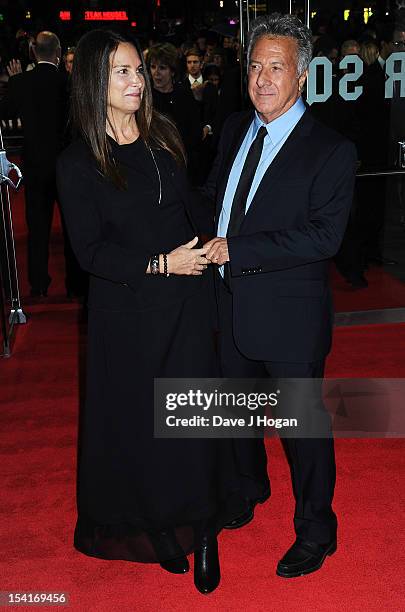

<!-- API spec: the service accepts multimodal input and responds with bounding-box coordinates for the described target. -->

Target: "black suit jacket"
[0,63,67,175]
[204,108,357,362]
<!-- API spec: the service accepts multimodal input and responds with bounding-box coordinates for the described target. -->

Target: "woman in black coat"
[56,30,269,595]
[146,42,206,186]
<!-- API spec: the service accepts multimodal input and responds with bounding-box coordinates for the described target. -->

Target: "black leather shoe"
[30,288,48,298]
[346,273,368,289]
[148,529,189,574]
[276,538,337,578]
[223,489,270,530]
[368,255,397,266]
[160,556,189,574]
[194,533,220,594]
[223,508,254,530]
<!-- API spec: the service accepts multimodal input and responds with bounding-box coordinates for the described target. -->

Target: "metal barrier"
[0,124,26,358]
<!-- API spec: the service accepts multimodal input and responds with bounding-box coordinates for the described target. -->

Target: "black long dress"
[56,136,270,563]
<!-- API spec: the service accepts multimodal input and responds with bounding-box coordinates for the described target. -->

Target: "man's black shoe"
[66,290,84,299]
[30,288,48,298]
[346,273,368,289]
[368,255,397,266]
[223,489,270,530]
[276,538,337,578]
[194,533,220,594]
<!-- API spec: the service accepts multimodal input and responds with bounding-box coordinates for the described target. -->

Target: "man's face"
[186,54,202,78]
[248,36,307,124]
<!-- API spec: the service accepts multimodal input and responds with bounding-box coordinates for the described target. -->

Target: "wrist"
[150,253,160,275]
[166,253,172,275]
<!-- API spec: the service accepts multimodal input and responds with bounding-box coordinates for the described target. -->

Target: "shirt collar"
[37,60,58,68]
[188,73,203,85]
[253,96,306,146]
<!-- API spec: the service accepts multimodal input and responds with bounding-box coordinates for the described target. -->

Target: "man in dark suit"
[0,31,70,297]
[204,14,357,578]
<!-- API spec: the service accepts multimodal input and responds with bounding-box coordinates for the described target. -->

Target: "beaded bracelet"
[163,253,169,277]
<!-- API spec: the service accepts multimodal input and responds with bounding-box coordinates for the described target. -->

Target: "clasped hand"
[204,237,230,266]
[167,236,229,275]
[167,237,209,275]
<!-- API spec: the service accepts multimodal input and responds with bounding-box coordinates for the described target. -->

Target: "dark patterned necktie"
[223,125,267,289]
[227,125,267,237]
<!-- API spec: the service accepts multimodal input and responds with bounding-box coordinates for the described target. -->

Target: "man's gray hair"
[247,13,313,76]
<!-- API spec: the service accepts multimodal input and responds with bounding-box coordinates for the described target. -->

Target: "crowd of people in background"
[0,8,404,297]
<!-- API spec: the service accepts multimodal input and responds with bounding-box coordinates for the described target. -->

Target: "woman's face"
[207,73,220,88]
[107,42,145,118]
[64,52,74,74]
[149,61,174,93]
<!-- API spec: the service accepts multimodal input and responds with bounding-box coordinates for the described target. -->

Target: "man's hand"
[190,81,204,101]
[202,125,211,140]
[205,237,230,265]
[7,59,22,77]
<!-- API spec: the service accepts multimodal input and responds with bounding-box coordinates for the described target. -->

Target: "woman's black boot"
[194,525,220,594]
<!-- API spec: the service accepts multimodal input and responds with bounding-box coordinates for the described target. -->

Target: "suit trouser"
[217,279,337,544]
[355,175,387,260]
[24,169,87,295]
[24,172,56,292]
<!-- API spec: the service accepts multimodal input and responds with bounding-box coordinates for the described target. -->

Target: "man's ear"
[298,69,308,92]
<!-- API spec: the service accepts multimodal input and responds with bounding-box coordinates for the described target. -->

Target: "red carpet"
[1,306,405,611]
[1,177,405,610]
[331,265,405,313]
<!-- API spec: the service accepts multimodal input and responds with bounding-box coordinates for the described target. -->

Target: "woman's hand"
[167,237,210,275]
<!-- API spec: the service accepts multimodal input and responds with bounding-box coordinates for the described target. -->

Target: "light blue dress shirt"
[217,97,306,241]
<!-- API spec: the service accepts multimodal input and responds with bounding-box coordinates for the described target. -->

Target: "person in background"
[212,47,227,76]
[203,64,222,91]
[0,31,71,298]
[340,38,361,57]
[313,34,339,67]
[355,20,404,265]
[360,39,380,66]
[64,46,75,75]
[147,42,208,186]
[183,47,204,99]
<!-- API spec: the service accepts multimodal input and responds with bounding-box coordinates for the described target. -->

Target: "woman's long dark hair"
[70,29,186,188]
